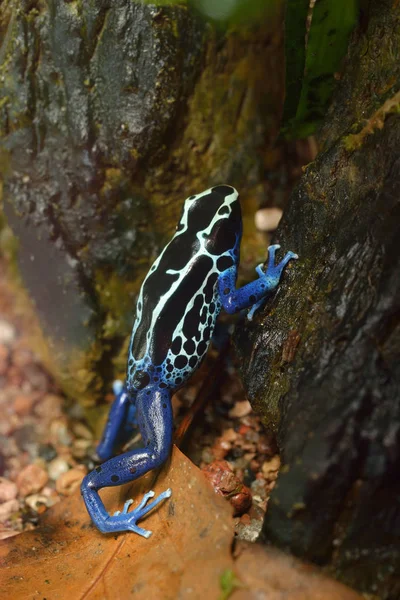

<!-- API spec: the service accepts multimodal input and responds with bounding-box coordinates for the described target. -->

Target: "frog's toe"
[107,488,172,535]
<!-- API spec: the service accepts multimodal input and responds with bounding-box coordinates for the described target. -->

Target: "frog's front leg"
[218,244,298,319]
[81,386,172,537]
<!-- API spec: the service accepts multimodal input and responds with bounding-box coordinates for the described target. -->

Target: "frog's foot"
[247,246,298,321]
[107,488,172,537]
[265,244,298,278]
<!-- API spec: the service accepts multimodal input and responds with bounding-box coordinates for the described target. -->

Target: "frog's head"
[177,185,240,236]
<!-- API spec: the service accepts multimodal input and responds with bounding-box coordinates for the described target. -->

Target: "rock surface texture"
[234,3,400,599]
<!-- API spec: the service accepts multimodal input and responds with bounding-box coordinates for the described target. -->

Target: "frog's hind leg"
[97,381,138,461]
[81,386,173,537]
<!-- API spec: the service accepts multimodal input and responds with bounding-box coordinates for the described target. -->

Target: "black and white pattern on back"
[127,186,241,392]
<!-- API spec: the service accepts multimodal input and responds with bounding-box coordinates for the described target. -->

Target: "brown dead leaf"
[0,446,234,599]
[232,542,364,600]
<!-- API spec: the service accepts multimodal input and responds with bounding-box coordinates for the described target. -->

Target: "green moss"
[219,569,243,600]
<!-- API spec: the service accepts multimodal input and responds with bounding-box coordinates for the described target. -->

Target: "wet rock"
[234,3,400,596]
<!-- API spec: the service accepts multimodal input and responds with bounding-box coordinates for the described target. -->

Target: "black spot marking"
[171,337,182,355]
[217,255,233,272]
[224,288,230,295]
[128,358,134,366]
[198,341,207,355]
[138,301,142,311]
[200,306,207,325]
[189,195,196,199]
[175,377,182,385]
[130,467,137,474]
[249,295,256,303]
[160,382,167,389]
[184,339,196,354]
[212,185,235,197]
[132,370,150,390]
[218,205,230,215]
[189,356,197,368]
[163,403,167,408]
[204,272,218,303]
[175,355,188,369]
[209,302,216,314]
[96,466,102,473]
[183,295,204,340]
[111,475,119,483]
[204,327,211,341]
[167,363,174,372]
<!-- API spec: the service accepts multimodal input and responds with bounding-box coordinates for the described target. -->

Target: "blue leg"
[81,386,173,537]
[97,381,138,461]
[218,244,298,320]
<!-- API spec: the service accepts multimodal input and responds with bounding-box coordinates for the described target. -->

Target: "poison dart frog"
[81,185,297,537]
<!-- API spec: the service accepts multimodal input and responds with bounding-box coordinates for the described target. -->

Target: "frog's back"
[128,186,241,390]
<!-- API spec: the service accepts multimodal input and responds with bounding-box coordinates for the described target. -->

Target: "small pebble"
[38,443,57,462]
[48,418,72,446]
[261,455,281,480]
[0,343,10,376]
[25,494,51,514]
[0,320,16,344]
[0,477,18,502]
[0,529,20,540]
[13,394,35,416]
[229,400,252,418]
[72,422,93,441]
[71,439,92,459]
[12,348,33,369]
[24,365,49,392]
[254,207,283,232]
[0,499,19,521]
[34,395,63,422]
[56,466,87,496]
[16,464,49,496]
[48,457,70,481]
[251,477,268,500]
[202,460,252,516]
